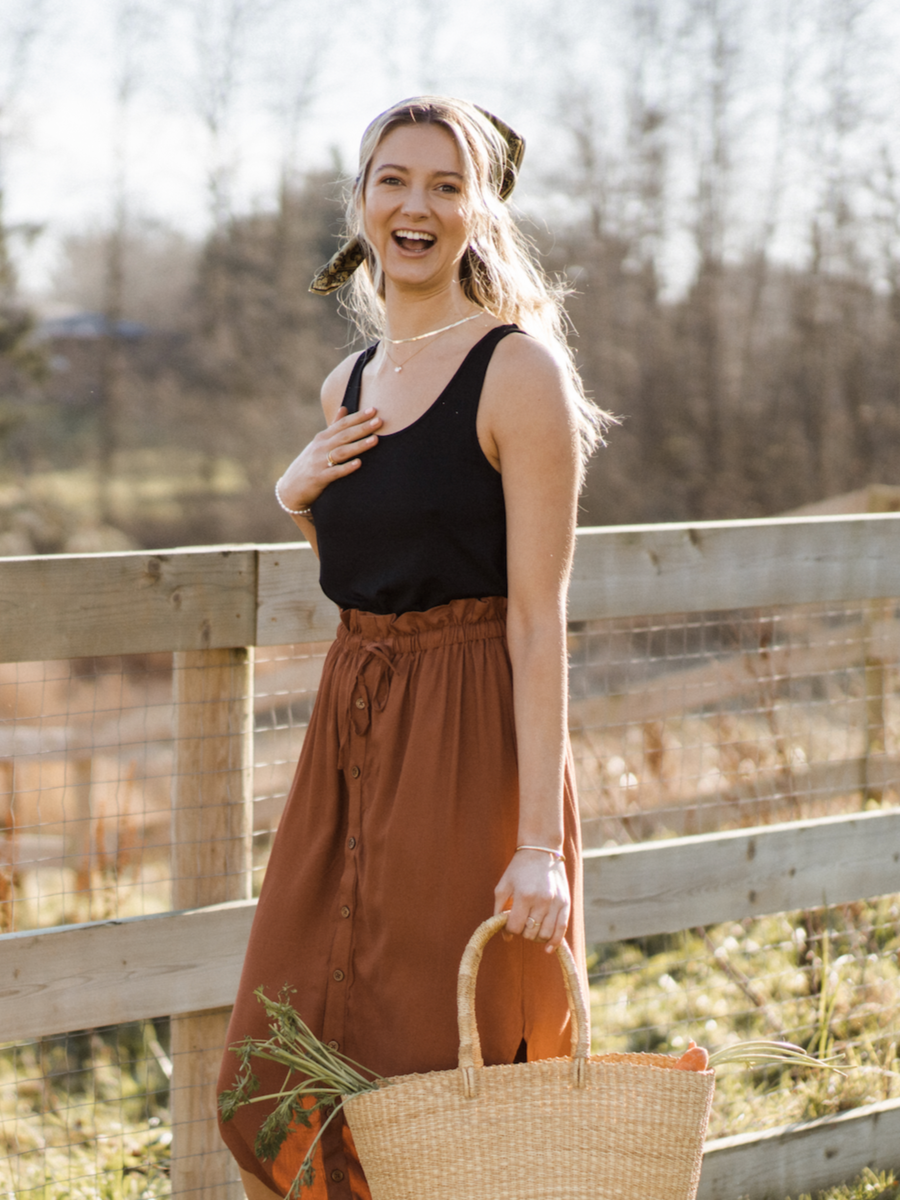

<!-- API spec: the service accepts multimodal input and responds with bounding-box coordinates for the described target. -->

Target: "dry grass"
[589,898,900,1140]
[794,1169,900,1200]
[0,895,895,1197]
[1,608,898,1195]
[0,1023,171,1198]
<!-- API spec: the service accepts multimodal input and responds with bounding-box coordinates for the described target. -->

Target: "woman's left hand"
[493,848,571,952]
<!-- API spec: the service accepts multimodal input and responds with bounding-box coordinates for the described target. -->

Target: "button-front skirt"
[218,596,586,1199]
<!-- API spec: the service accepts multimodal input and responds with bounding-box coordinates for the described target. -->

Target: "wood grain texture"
[256,544,340,645]
[171,648,254,910]
[5,810,898,1040]
[583,808,900,943]
[170,647,254,1199]
[0,548,257,662]
[2,515,900,662]
[171,1008,244,1200]
[0,900,256,1041]
[697,1097,900,1200]
[569,513,900,620]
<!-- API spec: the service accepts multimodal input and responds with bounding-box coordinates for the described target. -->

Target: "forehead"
[370,122,464,175]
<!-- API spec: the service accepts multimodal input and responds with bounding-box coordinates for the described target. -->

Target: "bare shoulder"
[482,331,576,436]
[320,350,363,421]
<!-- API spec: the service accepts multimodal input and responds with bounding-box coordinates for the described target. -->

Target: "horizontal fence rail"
[3,513,900,660]
[2,808,898,1043]
[2,512,900,1200]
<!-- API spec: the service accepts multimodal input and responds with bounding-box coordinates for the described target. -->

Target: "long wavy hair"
[343,96,609,477]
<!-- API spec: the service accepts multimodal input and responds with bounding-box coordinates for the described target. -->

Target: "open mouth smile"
[392,229,437,253]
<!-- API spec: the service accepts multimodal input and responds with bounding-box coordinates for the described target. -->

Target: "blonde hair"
[343,96,608,475]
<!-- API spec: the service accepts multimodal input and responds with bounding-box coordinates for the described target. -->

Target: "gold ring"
[526,917,538,927]
[327,452,337,468]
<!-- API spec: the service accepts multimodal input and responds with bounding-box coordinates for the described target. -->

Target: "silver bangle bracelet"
[274,480,313,518]
[516,844,566,864]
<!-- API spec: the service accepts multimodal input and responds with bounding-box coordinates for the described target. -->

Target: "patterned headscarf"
[309,105,525,296]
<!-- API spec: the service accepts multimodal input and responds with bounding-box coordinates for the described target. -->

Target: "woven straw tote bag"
[343,912,715,1200]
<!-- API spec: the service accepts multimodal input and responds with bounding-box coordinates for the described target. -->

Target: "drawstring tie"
[337,639,399,770]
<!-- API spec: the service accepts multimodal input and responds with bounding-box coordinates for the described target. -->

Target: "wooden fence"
[2,512,900,1198]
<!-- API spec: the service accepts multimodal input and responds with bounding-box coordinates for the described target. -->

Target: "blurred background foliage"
[2,0,900,551]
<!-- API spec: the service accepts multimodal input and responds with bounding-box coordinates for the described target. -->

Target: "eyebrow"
[373,162,464,179]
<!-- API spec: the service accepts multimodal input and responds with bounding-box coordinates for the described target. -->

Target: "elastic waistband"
[336,596,507,654]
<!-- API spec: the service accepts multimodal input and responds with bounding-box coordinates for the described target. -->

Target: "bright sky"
[5,0,549,291]
[5,0,900,296]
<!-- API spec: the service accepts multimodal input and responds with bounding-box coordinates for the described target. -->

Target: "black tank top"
[312,325,521,614]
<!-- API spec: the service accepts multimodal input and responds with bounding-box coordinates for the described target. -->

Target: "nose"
[400,183,429,218]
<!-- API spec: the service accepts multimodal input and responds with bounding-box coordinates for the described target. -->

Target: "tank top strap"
[340,324,523,417]
[444,324,523,404]
[342,345,377,415]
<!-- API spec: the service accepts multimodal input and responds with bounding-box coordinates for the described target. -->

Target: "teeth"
[395,230,435,242]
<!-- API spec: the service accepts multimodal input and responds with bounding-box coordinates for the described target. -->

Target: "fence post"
[170,647,254,1200]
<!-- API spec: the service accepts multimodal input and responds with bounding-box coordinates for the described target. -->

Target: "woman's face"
[362,122,471,295]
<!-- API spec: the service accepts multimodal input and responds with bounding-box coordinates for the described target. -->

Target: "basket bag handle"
[456,912,591,1098]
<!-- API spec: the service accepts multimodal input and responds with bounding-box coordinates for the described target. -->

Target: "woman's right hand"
[276,406,381,511]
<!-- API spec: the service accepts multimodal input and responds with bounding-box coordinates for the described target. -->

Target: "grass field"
[589,897,900,1139]
[1,893,896,1198]
[1,598,897,1196]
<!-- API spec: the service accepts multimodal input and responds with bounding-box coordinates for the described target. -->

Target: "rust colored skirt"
[218,597,586,1199]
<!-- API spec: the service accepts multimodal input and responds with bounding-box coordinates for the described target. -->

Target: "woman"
[218,96,606,1200]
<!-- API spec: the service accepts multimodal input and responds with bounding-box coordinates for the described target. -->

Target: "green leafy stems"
[219,991,844,1197]
[218,987,385,1197]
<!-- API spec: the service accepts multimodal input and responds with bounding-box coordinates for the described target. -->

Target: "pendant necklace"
[383,310,483,374]
[383,337,436,374]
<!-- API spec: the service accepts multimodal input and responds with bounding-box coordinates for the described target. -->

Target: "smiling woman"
[218,96,610,1200]
[360,122,472,322]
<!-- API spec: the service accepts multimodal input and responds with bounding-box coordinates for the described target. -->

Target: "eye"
[436,182,461,194]
[376,174,403,186]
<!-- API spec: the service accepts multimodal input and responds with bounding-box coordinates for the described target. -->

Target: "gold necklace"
[384,310,482,345]
[381,311,484,373]
[382,337,437,374]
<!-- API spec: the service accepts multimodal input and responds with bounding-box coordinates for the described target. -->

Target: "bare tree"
[97,0,159,523]
[0,0,52,460]
[733,0,805,411]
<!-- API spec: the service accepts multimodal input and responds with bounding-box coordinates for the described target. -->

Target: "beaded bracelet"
[516,844,566,864]
[275,480,313,519]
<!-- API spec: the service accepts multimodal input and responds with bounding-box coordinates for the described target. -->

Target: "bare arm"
[483,337,581,951]
[275,355,383,556]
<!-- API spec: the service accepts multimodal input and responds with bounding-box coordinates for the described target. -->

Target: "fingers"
[493,890,514,941]
[500,891,563,946]
[493,854,570,952]
[542,900,571,952]
[325,407,381,469]
[516,904,568,952]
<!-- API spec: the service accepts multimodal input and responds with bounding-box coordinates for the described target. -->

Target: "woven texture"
[344,914,715,1200]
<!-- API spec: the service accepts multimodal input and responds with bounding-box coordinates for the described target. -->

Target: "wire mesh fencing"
[0,652,176,933]
[0,598,898,1195]
[569,600,900,845]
